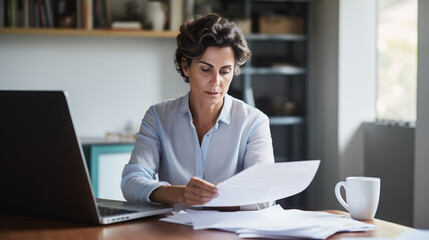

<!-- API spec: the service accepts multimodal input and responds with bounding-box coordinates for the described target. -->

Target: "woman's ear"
[181,58,189,77]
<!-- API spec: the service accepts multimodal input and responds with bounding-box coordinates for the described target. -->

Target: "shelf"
[246,33,307,41]
[269,116,304,125]
[243,66,307,75]
[0,28,179,38]
[80,137,135,146]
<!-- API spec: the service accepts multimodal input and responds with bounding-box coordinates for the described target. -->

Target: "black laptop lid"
[0,90,99,224]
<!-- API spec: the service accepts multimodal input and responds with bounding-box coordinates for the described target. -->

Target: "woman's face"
[183,46,235,109]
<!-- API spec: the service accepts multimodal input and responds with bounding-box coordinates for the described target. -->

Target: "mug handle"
[335,181,349,211]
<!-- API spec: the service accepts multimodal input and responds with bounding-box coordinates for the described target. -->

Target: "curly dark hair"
[174,14,252,82]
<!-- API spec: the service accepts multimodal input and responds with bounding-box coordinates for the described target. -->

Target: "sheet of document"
[160,204,376,239]
[200,160,320,207]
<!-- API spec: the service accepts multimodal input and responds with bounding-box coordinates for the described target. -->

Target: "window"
[377,0,418,123]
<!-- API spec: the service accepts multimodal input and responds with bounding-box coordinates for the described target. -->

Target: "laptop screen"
[0,91,99,224]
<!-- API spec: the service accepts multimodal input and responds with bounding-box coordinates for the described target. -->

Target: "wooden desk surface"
[0,210,414,240]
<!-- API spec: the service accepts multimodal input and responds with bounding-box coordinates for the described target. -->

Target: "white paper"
[160,204,376,240]
[188,204,285,230]
[200,160,320,207]
[159,210,193,226]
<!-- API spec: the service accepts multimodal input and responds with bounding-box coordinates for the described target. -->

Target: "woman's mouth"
[205,91,220,96]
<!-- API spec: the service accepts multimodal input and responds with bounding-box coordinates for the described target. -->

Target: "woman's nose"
[209,72,221,86]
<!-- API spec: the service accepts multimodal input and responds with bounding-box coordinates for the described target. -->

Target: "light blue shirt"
[121,92,274,208]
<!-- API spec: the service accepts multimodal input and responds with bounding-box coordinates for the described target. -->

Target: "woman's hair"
[175,14,252,82]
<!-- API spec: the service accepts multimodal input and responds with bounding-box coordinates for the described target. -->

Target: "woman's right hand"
[180,177,218,206]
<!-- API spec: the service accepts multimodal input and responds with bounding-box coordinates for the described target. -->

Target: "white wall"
[414,0,429,228]
[308,0,376,210]
[338,0,376,179]
[0,34,188,137]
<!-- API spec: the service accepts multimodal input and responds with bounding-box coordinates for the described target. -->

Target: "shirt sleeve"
[121,107,169,204]
[240,113,275,210]
[244,113,275,168]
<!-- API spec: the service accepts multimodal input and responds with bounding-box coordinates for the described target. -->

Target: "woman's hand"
[149,177,218,206]
[180,177,218,206]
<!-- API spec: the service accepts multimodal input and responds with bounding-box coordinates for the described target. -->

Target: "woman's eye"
[221,70,231,75]
[201,68,210,73]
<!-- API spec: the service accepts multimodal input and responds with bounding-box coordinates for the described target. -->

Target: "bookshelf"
[0,0,181,39]
[0,28,178,38]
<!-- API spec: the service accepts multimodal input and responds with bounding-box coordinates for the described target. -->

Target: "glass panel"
[377,0,418,122]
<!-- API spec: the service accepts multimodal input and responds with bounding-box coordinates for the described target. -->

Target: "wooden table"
[0,210,414,240]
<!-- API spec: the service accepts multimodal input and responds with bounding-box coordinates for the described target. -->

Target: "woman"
[121,14,274,210]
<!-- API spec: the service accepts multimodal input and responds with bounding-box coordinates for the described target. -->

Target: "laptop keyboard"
[98,206,138,217]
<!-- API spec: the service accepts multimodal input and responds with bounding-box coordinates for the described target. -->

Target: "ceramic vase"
[143,1,165,31]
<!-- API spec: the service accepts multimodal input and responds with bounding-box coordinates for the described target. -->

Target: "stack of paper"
[160,205,376,239]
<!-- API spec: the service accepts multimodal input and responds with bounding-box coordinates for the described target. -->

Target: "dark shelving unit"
[201,0,311,209]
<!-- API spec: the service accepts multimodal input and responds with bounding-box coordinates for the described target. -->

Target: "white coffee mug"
[335,176,380,220]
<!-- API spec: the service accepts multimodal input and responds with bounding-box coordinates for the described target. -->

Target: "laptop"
[0,90,173,225]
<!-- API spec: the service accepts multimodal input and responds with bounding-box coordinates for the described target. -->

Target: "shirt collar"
[179,92,232,127]
[178,92,191,115]
[217,94,232,126]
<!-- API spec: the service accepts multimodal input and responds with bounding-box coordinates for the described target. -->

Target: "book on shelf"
[76,0,81,28]
[9,0,17,27]
[93,0,105,29]
[43,0,53,27]
[33,0,39,27]
[0,0,3,27]
[23,0,29,28]
[38,0,46,27]
[82,0,111,30]
[111,21,141,31]
[169,0,182,31]
[82,0,92,30]
[0,0,56,28]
